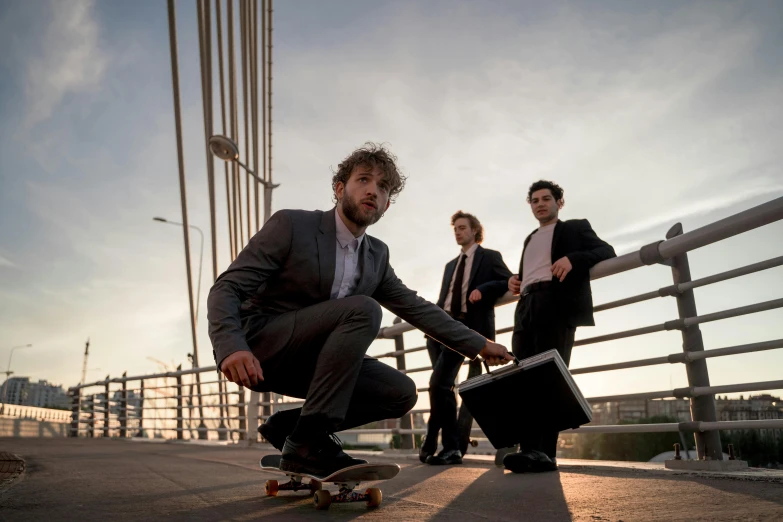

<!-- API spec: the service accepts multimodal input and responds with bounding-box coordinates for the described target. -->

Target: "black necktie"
[450,254,467,316]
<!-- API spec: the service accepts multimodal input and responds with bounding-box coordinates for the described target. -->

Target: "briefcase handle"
[482,354,520,373]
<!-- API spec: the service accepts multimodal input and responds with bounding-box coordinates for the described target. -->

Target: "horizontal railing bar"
[258,400,304,407]
[574,324,666,346]
[72,366,223,391]
[692,379,783,397]
[567,423,680,434]
[696,419,783,431]
[576,297,783,347]
[587,390,676,402]
[592,256,783,313]
[685,338,783,362]
[593,290,662,313]
[140,404,243,410]
[588,379,783,403]
[684,298,783,327]
[570,338,783,375]
[373,345,427,359]
[679,255,783,293]
[570,355,672,375]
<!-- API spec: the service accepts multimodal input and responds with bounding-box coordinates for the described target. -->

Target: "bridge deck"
[1,438,781,521]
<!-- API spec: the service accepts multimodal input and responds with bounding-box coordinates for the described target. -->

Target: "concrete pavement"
[1,438,782,521]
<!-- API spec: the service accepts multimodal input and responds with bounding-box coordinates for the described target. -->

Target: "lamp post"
[1,344,32,414]
[153,217,205,325]
[152,218,208,439]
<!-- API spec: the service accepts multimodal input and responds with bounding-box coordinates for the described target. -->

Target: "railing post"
[136,379,145,438]
[120,372,128,438]
[247,388,259,444]
[69,387,80,438]
[237,385,247,441]
[88,394,95,438]
[393,317,414,450]
[218,376,228,441]
[667,223,723,460]
[176,365,184,440]
[103,379,110,438]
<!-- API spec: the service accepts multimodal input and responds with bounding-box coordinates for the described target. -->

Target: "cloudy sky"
[0,0,781,405]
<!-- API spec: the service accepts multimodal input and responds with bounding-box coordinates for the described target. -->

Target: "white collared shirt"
[331,210,365,299]
[444,243,479,314]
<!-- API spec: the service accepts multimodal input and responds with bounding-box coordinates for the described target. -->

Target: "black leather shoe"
[503,449,557,473]
[426,449,463,465]
[280,435,367,477]
[419,447,436,463]
[258,422,287,451]
[494,445,518,467]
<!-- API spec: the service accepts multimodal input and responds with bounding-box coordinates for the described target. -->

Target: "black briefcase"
[457,349,592,449]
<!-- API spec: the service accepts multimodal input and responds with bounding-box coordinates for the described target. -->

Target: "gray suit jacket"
[207,207,487,367]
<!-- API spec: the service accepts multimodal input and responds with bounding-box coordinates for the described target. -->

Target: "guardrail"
[68,196,783,459]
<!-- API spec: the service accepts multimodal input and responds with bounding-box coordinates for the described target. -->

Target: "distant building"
[1,377,70,409]
[588,395,782,438]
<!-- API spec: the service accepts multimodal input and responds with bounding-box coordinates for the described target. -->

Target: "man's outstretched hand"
[479,341,514,366]
[220,351,264,388]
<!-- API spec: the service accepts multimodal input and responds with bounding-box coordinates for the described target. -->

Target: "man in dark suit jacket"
[422,211,512,465]
[207,143,512,477]
[501,180,615,473]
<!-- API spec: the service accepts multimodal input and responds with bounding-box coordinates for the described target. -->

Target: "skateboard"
[259,454,400,510]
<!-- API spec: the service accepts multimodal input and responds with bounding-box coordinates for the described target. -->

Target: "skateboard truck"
[314,482,382,510]
[265,476,322,496]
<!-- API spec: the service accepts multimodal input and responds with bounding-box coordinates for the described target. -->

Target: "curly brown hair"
[331,143,407,204]
[451,210,484,244]
[527,180,564,203]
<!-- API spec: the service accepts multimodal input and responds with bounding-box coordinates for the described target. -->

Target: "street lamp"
[208,135,280,191]
[153,217,204,326]
[1,344,32,412]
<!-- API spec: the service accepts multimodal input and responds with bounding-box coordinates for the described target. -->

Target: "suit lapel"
[317,208,337,299]
[551,220,564,261]
[467,245,484,289]
[354,239,376,296]
[519,231,535,275]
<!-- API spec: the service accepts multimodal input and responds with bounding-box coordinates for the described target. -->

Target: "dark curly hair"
[331,143,407,204]
[451,210,484,244]
[527,180,564,203]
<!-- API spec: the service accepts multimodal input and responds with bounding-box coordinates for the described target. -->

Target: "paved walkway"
[1,438,782,521]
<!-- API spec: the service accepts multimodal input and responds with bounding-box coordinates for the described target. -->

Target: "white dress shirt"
[444,243,479,314]
[331,211,365,299]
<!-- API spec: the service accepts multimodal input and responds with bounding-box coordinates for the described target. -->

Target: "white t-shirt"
[520,223,555,289]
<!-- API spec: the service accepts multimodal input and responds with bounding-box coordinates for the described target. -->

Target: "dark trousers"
[511,289,576,459]
[424,316,483,453]
[246,296,418,436]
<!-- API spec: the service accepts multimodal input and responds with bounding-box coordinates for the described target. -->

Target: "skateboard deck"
[259,454,400,510]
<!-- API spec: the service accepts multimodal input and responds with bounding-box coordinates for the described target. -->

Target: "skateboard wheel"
[314,490,332,510]
[366,488,382,508]
[470,440,479,447]
[265,479,279,497]
[309,479,322,495]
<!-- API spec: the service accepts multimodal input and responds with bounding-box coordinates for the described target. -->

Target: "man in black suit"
[501,180,615,473]
[421,211,512,465]
[208,143,513,477]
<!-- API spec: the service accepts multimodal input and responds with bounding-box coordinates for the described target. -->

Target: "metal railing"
[68,196,783,460]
